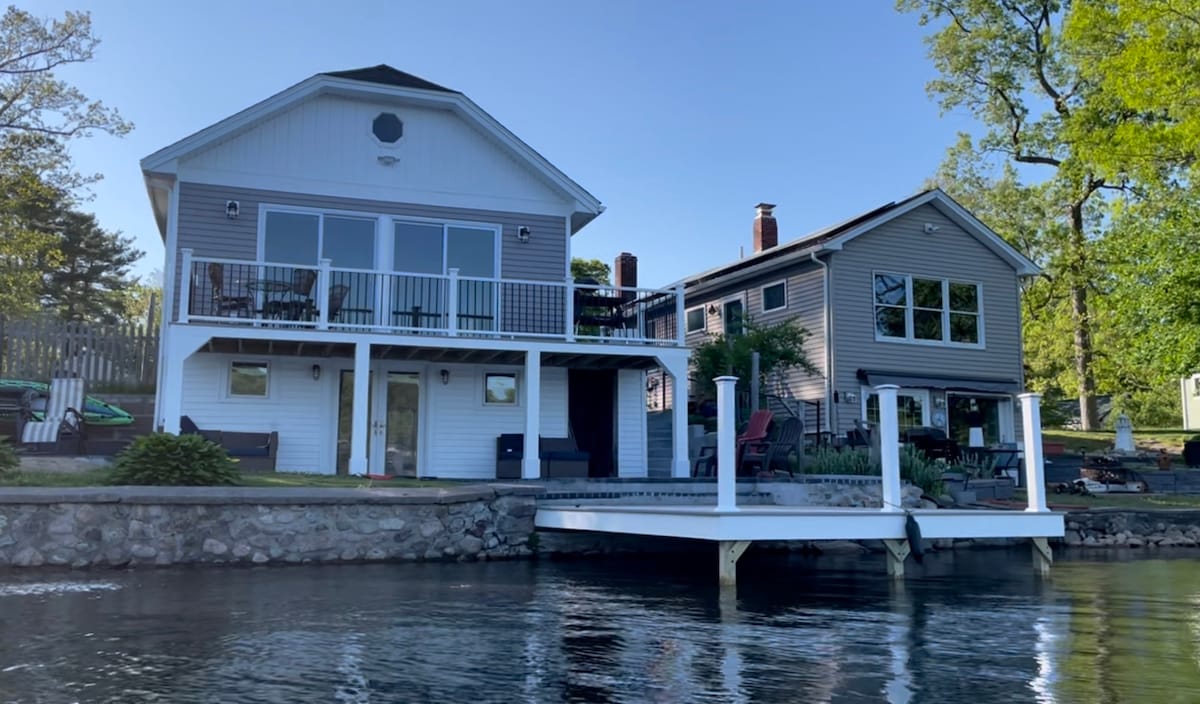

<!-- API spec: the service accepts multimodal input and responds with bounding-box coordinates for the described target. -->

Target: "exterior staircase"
[647,410,674,477]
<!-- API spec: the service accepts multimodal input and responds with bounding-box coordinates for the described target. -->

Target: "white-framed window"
[1193,376,1200,397]
[229,361,269,398]
[873,272,983,347]
[484,372,518,405]
[685,306,706,333]
[862,387,929,434]
[761,280,787,313]
[723,295,746,337]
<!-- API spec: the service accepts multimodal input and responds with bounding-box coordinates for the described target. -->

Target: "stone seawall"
[0,486,541,568]
[1063,509,1200,548]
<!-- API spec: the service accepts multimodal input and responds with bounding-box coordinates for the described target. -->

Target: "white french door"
[335,365,422,477]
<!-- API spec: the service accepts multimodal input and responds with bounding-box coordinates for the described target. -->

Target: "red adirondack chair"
[691,409,774,477]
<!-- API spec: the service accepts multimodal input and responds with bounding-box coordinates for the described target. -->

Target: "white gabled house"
[142,65,690,479]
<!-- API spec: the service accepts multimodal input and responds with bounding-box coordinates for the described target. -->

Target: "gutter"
[810,252,833,435]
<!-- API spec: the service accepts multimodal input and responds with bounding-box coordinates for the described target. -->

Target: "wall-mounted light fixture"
[311,364,321,381]
[707,303,719,316]
[226,200,240,219]
[923,223,941,234]
[934,396,947,409]
[440,369,450,385]
[516,226,531,243]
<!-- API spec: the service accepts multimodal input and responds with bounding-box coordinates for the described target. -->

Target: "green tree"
[690,318,819,402]
[0,8,130,140]
[1064,0,1200,181]
[898,0,1162,430]
[0,8,130,319]
[41,209,143,323]
[570,257,611,284]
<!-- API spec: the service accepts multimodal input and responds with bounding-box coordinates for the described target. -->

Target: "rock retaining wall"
[0,486,540,568]
[1062,509,1200,548]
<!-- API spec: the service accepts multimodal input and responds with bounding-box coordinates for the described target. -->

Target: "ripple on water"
[0,581,121,597]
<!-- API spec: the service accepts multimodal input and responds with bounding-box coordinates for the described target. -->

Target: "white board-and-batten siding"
[424,364,568,480]
[617,369,648,477]
[177,93,572,215]
[181,356,647,477]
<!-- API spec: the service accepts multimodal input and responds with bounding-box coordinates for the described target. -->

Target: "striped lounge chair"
[21,377,87,453]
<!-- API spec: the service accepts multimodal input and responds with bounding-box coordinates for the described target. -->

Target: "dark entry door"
[568,369,616,477]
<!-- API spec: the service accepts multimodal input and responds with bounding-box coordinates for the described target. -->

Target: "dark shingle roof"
[683,189,936,289]
[321,65,457,93]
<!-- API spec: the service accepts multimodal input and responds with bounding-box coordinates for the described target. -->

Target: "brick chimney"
[614,252,637,289]
[753,202,778,252]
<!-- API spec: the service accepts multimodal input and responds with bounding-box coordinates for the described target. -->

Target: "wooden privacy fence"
[0,315,160,393]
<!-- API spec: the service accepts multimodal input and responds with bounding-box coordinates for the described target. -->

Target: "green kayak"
[0,379,135,426]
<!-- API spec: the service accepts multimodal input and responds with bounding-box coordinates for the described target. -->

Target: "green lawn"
[0,468,457,489]
[1043,428,1198,456]
[1035,489,1200,510]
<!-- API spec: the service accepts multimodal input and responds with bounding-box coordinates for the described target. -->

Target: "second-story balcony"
[180,250,685,347]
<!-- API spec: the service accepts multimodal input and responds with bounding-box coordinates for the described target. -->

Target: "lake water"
[0,548,1197,703]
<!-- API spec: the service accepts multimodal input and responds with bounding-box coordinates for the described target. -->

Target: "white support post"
[316,258,331,330]
[447,268,459,336]
[675,284,686,345]
[876,384,903,512]
[669,359,689,478]
[349,342,370,476]
[564,276,575,342]
[716,375,739,511]
[159,337,185,435]
[1020,392,1049,512]
[178,248,193,323]
[523,350,542,479]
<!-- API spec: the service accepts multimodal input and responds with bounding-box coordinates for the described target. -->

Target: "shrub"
[110,433,241,486]
[0,436,19,476]
[803,445,944,497]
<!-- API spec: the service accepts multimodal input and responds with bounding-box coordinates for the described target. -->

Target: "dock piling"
[1031,537,1052,576]
[883,539,910,579]
[718,540,751,586]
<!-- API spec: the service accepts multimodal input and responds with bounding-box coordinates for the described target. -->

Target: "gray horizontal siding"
[670,261,828,421]
[829,203,1025,435]
[170,182,567,322]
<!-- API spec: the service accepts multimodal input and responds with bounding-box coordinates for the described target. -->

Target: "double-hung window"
[873,273,982,346]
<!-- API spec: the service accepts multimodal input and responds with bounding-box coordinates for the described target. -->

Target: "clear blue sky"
[37,0,972,287]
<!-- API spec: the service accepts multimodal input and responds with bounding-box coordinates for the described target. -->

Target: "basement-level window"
[229,361,269,397]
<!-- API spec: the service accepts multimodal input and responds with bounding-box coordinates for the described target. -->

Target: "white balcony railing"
[178,250,686,346]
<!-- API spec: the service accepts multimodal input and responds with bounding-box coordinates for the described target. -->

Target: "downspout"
[810,252,833,435]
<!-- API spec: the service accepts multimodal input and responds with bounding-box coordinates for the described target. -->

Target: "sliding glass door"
[390,221,498,331]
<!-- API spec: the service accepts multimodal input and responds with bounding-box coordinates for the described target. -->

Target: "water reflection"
[1,551,1200,702]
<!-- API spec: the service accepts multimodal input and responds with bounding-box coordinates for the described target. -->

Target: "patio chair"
[21,377,86,454]
[315,284,351,323]
[691,409,774,477]
[741,416,804,477]
[206,263,253,317]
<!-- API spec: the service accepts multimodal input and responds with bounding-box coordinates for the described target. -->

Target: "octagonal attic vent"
[372,113,403,143]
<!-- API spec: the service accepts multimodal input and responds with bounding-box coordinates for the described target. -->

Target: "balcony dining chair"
[323,284,351,323]
[21,377,87,454]
[288,268,318,320]
[206,263,253,317]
